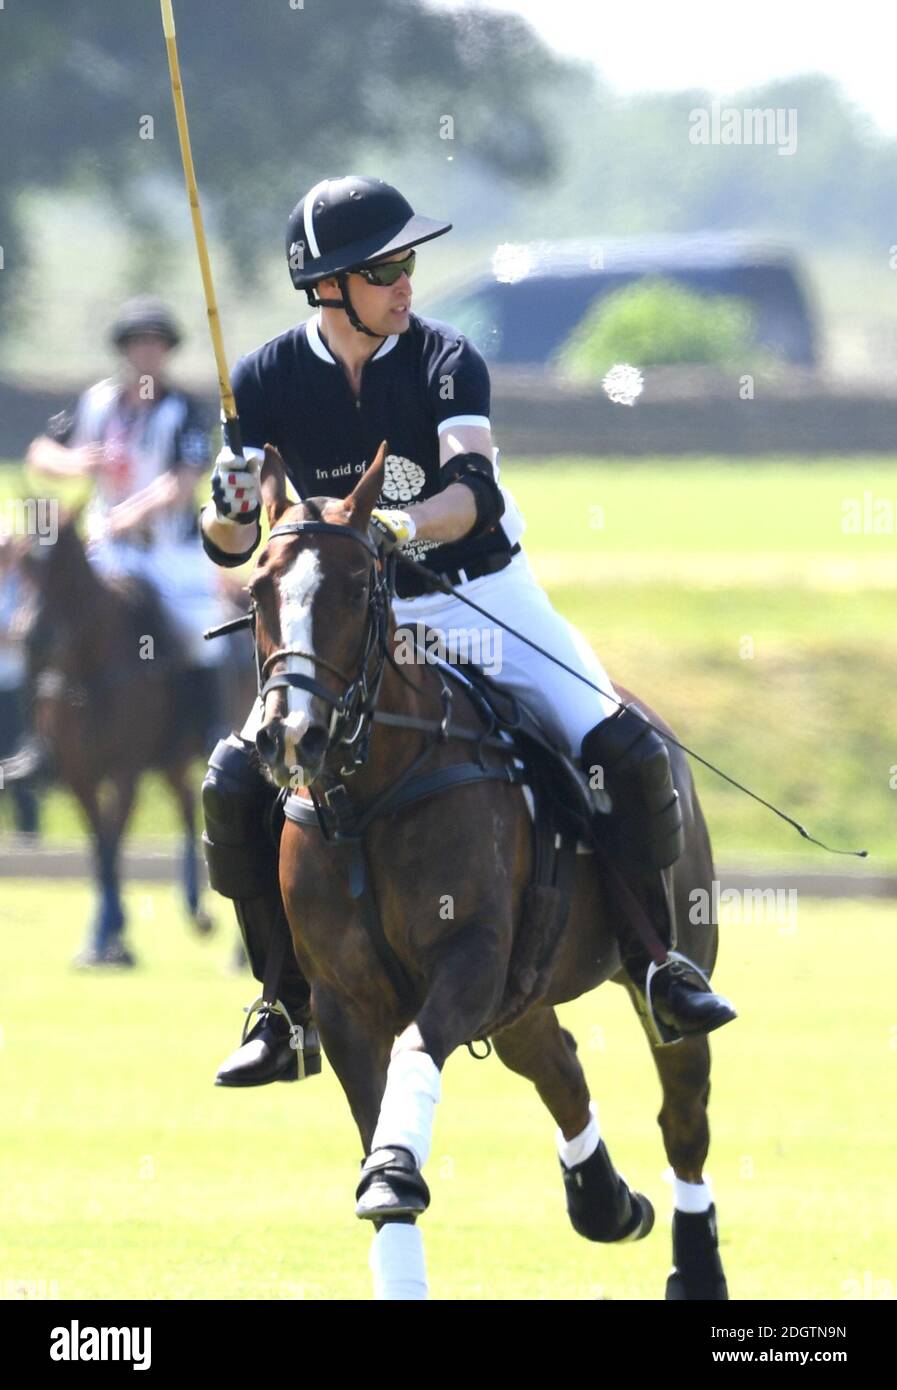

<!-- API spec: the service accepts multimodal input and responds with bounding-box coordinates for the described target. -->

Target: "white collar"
[306,311,399,364]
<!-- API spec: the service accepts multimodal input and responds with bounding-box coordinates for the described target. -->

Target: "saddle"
[439,658,606,845]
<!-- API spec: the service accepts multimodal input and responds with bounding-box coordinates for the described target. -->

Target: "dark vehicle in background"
[425,233,818,368]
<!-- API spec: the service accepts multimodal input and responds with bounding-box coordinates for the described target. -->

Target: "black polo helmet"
[286,175,451,293]
[110,296,182,350]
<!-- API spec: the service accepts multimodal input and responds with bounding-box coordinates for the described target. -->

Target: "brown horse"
[249,443,728,1301]
[6,511,217,962]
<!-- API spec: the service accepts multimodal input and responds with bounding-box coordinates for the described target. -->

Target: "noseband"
[256,520,394,771]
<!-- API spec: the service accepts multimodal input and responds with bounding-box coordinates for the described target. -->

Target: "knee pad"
[202,734,278,898]
[582,707,684,872]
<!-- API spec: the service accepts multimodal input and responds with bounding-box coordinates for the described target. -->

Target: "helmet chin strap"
[307,273,385,341]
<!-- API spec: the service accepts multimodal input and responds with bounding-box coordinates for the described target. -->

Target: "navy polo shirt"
[231,311,515,578]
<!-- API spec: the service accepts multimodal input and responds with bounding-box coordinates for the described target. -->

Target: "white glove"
[210,445,264,525]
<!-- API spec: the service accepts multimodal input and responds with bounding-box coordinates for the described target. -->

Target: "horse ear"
[346,441,387,526]
[261,444,289,525]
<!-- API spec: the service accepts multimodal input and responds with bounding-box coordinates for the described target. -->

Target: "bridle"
[255,520,396,773]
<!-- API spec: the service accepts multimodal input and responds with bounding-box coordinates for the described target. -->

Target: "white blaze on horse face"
[276,548,323,767]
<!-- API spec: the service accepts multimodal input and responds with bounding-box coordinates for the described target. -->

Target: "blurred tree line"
[517,71,897,250]
[2,1,897,344]
[0,0,565,325]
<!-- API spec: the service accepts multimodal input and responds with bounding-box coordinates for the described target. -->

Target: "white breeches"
[392,548,620,756]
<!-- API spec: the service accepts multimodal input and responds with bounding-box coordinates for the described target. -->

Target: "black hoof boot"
[355,1146,430,1221]
[561,1139,655,1243]
[215,1009,299,1087]
[665,1204,729,1300]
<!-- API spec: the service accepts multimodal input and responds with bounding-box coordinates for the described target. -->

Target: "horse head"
[250,440,391,788]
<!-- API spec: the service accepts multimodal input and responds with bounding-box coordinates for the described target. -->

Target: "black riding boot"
[582,705,736,1041]
[202,734,321,1086]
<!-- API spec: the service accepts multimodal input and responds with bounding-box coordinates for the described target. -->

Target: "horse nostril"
[256,723,283,766]
[298,724,328,766]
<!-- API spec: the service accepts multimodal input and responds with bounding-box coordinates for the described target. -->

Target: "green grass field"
[1,881,894,1301]
[3,457,895,868]
[1,457,894,1301]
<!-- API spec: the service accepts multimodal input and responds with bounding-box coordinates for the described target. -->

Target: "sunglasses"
[351,250,416,287]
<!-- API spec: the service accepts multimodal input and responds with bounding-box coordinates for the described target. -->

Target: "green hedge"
[555,277,762,379]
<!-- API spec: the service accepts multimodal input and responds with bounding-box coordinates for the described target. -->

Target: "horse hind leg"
[492,1005,654,1245]
[624,979,729,1300]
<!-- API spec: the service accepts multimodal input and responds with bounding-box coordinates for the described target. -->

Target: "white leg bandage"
[369,1222,429,1301]
[556,1101,600,1170]
[370,1049,441,1170]
[671,1174,713,1213]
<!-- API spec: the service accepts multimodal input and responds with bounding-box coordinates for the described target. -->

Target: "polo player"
[25,297,230,775]
[199,175,736,1086]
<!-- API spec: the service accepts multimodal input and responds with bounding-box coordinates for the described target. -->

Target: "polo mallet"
[160,0,242,456]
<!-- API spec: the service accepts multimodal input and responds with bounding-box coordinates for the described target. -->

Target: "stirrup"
[242,995,307,1080]
[645,951,716,1047]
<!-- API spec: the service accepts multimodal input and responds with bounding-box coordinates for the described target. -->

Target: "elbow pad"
[441,451,506,541]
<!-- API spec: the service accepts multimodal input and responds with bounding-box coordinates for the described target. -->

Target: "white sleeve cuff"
[436,414,491,435]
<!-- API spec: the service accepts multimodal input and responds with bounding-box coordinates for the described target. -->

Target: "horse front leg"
[310,982,424,1299]
[352,921,508,1298]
